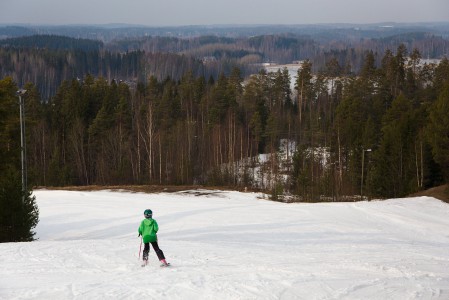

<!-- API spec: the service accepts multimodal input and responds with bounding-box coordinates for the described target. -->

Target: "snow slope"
[1,190,449,299]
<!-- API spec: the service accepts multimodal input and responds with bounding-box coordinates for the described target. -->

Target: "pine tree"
[295,60,313,131]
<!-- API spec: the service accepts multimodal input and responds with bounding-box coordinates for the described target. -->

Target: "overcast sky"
[1,0,448,26]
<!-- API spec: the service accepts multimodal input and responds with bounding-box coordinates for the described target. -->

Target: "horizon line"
[1,21,449,28]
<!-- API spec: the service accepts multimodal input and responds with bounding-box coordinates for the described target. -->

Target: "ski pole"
[138,237,142,260]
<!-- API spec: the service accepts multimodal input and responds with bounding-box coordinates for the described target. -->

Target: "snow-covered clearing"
[1,190,449,299]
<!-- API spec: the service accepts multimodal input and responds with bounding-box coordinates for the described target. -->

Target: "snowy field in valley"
[1,190,449,299]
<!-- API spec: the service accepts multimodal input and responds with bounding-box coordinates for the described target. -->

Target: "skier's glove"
[138,233,141,237]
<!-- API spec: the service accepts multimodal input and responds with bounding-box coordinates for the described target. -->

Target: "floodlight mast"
[17,89,27,204]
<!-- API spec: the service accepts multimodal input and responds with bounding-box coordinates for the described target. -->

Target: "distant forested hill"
[1,23,449,41]
[0,35,107,99]
[1,28,448,99]
[0,35,103,51]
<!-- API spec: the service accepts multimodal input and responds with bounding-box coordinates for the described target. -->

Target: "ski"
[160,262,171,268]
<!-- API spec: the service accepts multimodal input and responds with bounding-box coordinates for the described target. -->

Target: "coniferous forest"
[1,26,449,207]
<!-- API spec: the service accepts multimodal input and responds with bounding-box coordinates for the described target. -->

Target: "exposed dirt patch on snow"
[410,184,449,203]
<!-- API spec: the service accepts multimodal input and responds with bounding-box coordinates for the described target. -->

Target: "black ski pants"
[143,241,165,261]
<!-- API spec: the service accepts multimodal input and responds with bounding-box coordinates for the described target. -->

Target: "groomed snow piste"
[1,190,449,299]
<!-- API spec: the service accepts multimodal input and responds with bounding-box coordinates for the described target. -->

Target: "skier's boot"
[143,249,149,261]
[160,259,169,267]
[142,250,149,267]
[141,259,148,267]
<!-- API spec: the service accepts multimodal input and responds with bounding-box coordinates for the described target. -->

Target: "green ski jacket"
[138,218,159,243]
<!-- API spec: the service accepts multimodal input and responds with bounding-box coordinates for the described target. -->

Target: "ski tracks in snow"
[2,191,449,299]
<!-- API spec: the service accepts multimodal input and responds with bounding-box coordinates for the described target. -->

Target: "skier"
[138,209,169,267]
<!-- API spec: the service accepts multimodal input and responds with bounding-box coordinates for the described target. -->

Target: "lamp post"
[17,89,27,204]
[361,148,371,201]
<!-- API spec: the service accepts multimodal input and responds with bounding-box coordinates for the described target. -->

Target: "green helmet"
[144,209,153,219]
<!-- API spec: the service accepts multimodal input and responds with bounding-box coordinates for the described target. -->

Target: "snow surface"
[1,190,449,299]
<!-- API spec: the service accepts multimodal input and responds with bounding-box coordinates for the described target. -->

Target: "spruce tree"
[0,167,39,242]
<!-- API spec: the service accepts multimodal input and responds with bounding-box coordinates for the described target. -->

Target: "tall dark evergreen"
[370,94,417,197]
[427,84,449,183]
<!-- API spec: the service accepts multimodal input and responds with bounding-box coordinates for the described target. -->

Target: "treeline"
[110,34,317,64]
[2,45,449,201]
[0,35,260,99]
[0,45,248,101]
[0,47,143,99]
[2,23,449,43]
[0,35,103,51]
[315,33,449,73]
[112,32,449,68]
[143,52,259,82]
[2,34,448,101]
